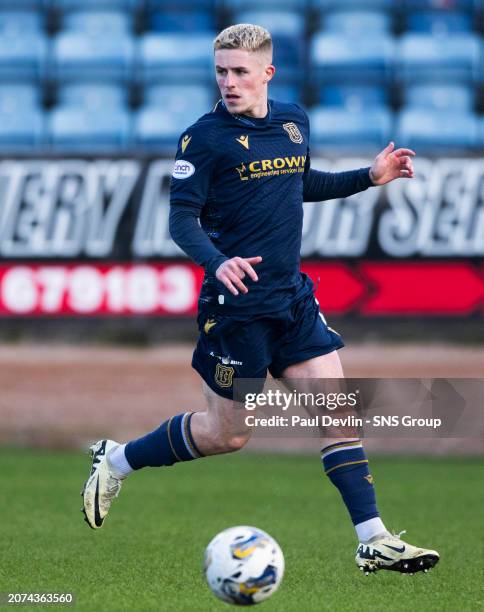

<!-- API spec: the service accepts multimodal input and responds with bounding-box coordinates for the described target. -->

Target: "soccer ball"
[203,525,284,606]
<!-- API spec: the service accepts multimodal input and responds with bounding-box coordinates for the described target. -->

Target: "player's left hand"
[369,141,415,186]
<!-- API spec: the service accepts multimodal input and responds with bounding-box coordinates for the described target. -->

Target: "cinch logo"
[236,155,306,180]
[172,159,195,179]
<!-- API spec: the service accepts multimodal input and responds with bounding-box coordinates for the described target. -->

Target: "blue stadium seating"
[309,106,392,150]
[0,30,46,81]
[396,108,477,151]
[149,9,216,32]
[323,10,392,34]
[143,84,214,114]
[398,33,480,83]
[269,83,302,104]
[319,84,388,109]
[57,83,128,109]
[49,106,131,150]
[133,107,195,151]
[313,0,393,10]
[0,106,43,149]
[0,1,44,7]
[404,83,473,111]
[62,10,133,34]
[0,9,43,31]
[311,33,395,84]
[137,33,214,84]
[149,0,216,9]
[406,11,473,33]
[233,10,305,79]
[52,31,134,83]
[0,83,40,110]
[402,1,474,10]
[53,0,138,10]
[224,0,305,9]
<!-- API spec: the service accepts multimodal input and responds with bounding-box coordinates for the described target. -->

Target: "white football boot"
[356,531,439,575]
[81,439,123,529]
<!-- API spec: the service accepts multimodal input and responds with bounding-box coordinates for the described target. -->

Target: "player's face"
[214,48,274,118]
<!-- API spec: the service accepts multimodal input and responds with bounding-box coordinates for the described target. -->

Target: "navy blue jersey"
[170,99,371,315]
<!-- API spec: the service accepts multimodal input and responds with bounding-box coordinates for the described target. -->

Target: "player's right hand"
[216,256,262,296]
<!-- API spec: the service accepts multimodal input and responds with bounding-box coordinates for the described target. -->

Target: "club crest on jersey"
[236,134,250,149]
[181,134,191,153]
[215,363,234,388]
[283,122,303,144]
[172,159,195,179]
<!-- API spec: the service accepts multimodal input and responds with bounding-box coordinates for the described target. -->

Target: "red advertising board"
[0,262,482,317]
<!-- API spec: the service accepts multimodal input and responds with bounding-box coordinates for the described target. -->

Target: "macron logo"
[172,159,195,179]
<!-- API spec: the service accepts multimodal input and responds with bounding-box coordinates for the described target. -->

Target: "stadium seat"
[53,0,138,10]
[310,33,395,84]
[143,84,214,115]
[48,106,131,151]
[62,10,132,34]
[406,11,472,33]
[52,31,134,83]
[0,1,43,8]
[133,107,199,151]
[0,30,46,81]
[57,83,128,110]
[0,106,44,150]
[309,106,392,150]
[137,33,214,84]
[323,10,392,34]
[0,9,43,32]
[0,83,40,111]
[397,33,480,84]
[396,108,477,151]
[402,0,474,10]
[148,0,216,9]
[269,83,302,104]
[319,84,388,109]
[223,0,304,9]
[404,83,473,111]
[148,10,216,32]
[233,10,305,79]
[313,0,393,10]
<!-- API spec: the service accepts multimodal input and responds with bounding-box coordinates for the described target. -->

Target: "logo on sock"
[364,474,374,484]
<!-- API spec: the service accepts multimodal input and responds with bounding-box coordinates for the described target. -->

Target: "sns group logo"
[172,159,195,179]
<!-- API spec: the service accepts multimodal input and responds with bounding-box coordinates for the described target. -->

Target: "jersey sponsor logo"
[236,134,250,149]
[283,122,303,143]
[181,135,191,153]
[215,363,235,388]
[236,162,249,181]
[235,155,306,180]
[172,159,195,179]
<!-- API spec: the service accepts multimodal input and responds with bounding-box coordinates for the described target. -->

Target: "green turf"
[0,450,483,612]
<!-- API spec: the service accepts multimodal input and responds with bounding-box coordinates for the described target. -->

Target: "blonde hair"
[213,24,272,59]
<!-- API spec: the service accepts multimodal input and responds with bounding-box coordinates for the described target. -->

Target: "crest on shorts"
[283,122,303,144]
[215,363,234,388]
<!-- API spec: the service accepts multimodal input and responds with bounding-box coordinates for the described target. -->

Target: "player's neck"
[240,97,269,119]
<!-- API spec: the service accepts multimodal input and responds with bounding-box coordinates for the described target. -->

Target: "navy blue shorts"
[192,291,345,400]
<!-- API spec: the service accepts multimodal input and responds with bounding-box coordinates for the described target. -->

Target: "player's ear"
[264,65,275,83]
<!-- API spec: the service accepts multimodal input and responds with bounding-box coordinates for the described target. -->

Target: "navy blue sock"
[321,440,379,525]
[125,412,203,470]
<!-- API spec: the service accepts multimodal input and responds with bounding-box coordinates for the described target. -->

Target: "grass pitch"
[0,450,482,612]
